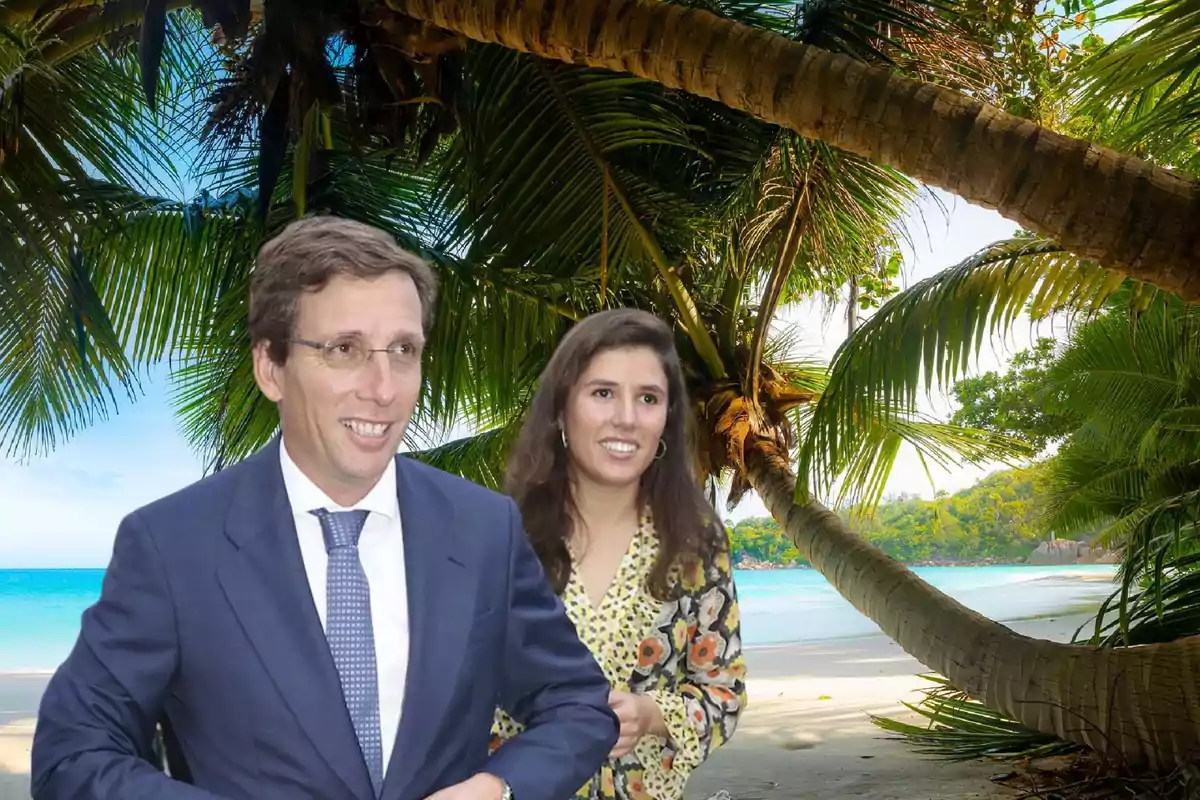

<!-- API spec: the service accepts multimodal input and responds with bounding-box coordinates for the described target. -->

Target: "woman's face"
[562,345,670,491]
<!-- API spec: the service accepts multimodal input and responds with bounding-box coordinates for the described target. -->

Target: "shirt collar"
[279,436,399,520]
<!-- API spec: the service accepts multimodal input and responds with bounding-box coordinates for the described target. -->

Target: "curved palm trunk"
[391,0,1200,302]
[744,436,1200,771]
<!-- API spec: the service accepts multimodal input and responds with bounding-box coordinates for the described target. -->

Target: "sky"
[0,186,1067,568]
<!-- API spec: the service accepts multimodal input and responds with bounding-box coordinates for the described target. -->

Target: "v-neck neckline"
[568,517,647,616]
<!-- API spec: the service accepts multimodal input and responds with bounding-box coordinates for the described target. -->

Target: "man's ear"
[252,340,284,403]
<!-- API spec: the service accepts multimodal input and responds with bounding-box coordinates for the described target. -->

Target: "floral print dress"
[490,516,747,800]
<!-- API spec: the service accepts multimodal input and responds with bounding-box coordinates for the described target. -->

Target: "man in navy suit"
[30,216,619,800]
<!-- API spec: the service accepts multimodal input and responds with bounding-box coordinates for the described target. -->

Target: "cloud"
[0,372,205,568]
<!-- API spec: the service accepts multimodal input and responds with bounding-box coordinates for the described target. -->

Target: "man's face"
[253,271,424,505]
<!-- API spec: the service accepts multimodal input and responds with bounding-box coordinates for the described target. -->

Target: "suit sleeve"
[30,512,224,800]
[484,501,619,800]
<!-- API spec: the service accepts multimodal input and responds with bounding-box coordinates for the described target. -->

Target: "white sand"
[683,614,1093,800]
[0,614,1094,800]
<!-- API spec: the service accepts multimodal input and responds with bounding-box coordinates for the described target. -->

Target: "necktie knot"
[310,508,370,552]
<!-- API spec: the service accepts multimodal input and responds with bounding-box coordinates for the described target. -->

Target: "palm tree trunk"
[389,0,1200,303]
[847,276,859,335]
[744,435,1200,771]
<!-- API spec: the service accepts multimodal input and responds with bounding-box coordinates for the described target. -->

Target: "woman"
[491,308,746,800]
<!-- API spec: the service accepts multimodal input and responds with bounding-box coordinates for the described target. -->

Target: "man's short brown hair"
[248,215,438,364]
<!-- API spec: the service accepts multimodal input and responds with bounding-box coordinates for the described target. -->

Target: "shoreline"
[738,603,1104,653]
[736,560,1121,571]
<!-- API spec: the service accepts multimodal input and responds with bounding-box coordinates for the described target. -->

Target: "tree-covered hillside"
[729,466,1051,566]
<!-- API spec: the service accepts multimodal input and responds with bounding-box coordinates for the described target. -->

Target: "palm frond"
[405,420,524,492]
[739,137,917,383]
[830,412,1031,512]
[421,254,587,434]
[76,183,257,364]
[871,673,1081,761]
[441,47,756,376]
[169,296,265,472]
[0,181,265,461]
[797,237,1131,503]
[442,49,700,277]
[1083,552,1200,647]
[0,213,138,459]
[1036,296,1200,601]
[1,18,183,199]
[1071,0,1200,174]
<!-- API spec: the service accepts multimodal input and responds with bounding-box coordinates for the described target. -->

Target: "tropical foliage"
[874,280,1200,769]
[731,465,1052,566]
[0,11,210,459]
[949,337,1083,453]
[726,517,806,566]
[1070,0,1200,174]
[8,0,1200,774]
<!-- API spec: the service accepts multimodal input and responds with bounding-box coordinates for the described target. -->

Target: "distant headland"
[728,468,1119,570]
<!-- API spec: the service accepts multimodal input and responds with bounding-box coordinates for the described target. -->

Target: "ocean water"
[0,564,1119,672]
[734,564,1119,645]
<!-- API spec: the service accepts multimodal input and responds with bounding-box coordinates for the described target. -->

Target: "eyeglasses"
[290,335,422,371]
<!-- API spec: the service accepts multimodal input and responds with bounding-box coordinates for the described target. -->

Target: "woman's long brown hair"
[505,308,725,601]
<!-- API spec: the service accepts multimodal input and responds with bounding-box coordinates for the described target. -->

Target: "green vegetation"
[8,0,1200,774]
[949,337,1081,453]
[729,465,1050,566]
[725,517,807,567]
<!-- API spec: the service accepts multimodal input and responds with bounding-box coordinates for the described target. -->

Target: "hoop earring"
[561,428,568,449]
[655,439,667,460]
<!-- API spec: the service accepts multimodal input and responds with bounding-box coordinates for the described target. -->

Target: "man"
[31,216,619,800]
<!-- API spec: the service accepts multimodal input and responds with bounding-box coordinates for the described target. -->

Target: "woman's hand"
[607,690,666,757]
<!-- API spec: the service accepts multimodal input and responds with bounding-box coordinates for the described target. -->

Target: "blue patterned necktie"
[310,508,383,797]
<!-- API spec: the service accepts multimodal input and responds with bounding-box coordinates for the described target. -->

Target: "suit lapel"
[382,457,477,800]
[216,438,376,800]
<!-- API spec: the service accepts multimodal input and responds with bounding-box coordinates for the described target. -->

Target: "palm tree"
[798,234,1200,770]
[10,0,1200,773]
[7,0,1200,295]
[382,0,1200,300]
[869,284,1200,769]
[796,3,1200,766]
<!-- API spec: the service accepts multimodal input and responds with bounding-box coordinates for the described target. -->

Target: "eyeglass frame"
[287,334,423,371]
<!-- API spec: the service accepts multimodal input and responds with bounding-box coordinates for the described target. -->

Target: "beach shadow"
[0,674,44,800]
[684,695,1022,800]
[0,676,47,728]
[0,773,30,800]
[0,718,33,800]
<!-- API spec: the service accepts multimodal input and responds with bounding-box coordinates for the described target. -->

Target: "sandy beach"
[0,612,1094,800]
[682,612,1093,800]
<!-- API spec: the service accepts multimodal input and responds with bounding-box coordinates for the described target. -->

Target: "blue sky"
[0,188,1048,568]
[0,369,207,567]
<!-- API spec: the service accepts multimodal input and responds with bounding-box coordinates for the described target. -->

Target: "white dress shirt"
[279,439,409,774]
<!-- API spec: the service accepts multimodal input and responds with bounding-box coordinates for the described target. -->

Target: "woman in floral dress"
[491,308,746,800]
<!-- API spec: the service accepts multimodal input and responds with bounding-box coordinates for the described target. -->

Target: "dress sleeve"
[642,546,747,784]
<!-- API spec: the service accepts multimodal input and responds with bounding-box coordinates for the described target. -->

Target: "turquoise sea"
[0,565,1120,672]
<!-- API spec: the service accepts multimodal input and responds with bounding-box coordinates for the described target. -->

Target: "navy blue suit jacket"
[31,438,618,800]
